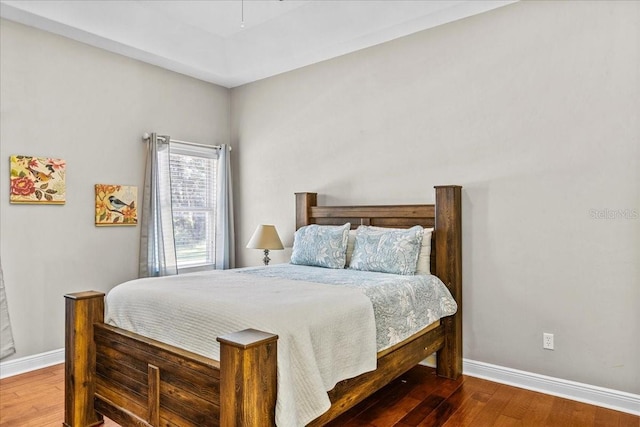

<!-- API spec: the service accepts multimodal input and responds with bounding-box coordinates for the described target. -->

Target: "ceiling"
[0,0,516,88]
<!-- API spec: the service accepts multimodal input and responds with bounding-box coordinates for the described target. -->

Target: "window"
[169,142,218,270]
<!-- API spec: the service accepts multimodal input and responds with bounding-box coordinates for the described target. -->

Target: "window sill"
[178,264,216,274]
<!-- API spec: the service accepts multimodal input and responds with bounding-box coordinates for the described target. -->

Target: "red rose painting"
[9,155,66,204]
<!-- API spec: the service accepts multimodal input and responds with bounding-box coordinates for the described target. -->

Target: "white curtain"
[0,257,16,360]
[139,133,178,277]
[215,144,235,269]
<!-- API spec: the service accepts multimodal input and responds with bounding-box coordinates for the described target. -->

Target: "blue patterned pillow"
[349,225,424,275]
[290,223,351,269]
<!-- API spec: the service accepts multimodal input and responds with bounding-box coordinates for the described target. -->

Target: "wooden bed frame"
[64,185,462,427]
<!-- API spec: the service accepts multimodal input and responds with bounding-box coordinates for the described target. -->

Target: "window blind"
[169,143,218,269]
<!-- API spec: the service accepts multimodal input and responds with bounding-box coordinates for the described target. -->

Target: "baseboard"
[463,358,640,416]
[1,350,638,416]
[0,348,64,379]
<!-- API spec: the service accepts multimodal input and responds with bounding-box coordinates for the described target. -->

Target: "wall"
[231,0,639,394]
[0,19,230,361]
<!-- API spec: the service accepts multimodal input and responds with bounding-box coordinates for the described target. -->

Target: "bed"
[64,185,462,427]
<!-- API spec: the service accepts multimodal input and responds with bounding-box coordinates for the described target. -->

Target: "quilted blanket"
[241,264,458,351]
[106,269,377,427]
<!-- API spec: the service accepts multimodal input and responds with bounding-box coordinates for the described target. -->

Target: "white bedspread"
[105,269,378,427]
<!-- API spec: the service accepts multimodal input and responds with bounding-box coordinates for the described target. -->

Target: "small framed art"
[95,184,138,226]
[9,155,66,204]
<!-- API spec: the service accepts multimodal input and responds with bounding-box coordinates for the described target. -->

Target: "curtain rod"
[142,132,230,151]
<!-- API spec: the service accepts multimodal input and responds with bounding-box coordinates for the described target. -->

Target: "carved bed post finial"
[434,185,462,380]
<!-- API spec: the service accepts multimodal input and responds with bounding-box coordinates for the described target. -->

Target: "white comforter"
[105,269,378,427]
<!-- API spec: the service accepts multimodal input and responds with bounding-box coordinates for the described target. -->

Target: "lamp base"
[263,249,271,266]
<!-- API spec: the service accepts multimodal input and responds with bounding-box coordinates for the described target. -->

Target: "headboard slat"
[310,205,435,219]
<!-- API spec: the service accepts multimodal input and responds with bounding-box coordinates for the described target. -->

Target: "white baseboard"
[1,350,638,416]
[463,358,640,416]
[0,348,64,379]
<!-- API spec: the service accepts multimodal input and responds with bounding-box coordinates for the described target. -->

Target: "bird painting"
[108,195,135,211]
[28,166,54,182]
[95,184,138,226]
[9,155,66,204]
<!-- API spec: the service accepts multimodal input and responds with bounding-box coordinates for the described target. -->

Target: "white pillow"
[345,229,357,266]
[415,228,434,275]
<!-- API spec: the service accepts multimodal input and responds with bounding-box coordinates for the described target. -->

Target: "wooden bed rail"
[64,292,278,427]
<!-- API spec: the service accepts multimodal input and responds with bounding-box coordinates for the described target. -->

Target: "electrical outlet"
[543,333,554,350]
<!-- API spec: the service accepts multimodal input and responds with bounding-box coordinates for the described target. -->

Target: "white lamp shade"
[246,225,284,250]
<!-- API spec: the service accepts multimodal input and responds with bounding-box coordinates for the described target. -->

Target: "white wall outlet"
[543,333,554,350]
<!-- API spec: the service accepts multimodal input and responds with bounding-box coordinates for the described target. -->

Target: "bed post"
[295,192,317,230]
[217,329,278,427]
[434,185,462,380]
[64,291,105,427]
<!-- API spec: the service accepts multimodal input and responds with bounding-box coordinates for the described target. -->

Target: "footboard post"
[434,185,463,379]
[217,329,278,427]
[64,291,105,427]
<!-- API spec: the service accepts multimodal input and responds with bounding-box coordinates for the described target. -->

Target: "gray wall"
[231,0,639,394]
[0,19,230,360]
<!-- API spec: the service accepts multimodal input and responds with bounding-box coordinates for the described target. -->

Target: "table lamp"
[246,224,284,265]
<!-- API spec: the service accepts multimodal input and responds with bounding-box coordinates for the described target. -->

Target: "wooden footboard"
[94,323,220,426]
[64,292,277,427]
[64,293,448,427]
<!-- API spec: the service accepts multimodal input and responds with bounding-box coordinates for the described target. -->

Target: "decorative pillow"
[415,228,434,275]
[290,223,351,269]
[346,227,433,271]
[349,225,424,275]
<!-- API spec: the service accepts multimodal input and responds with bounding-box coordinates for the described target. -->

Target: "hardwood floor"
[0,364,117,427]
[0,364,637,426]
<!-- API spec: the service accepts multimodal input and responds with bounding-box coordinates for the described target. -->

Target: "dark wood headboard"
[295,186,461,281]
[295,185,462,377]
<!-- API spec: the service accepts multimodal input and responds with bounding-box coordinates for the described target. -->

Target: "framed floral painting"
[95,184,138,226]
[10,155,66,204]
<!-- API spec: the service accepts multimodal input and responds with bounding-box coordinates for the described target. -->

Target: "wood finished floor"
[0,364,637,427]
